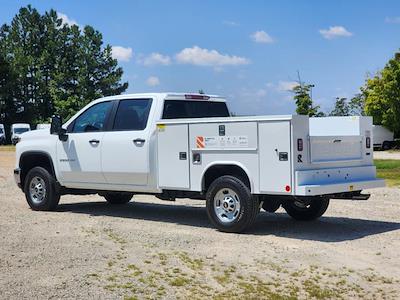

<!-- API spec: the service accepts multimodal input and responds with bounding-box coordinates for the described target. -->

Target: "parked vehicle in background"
[11,123,30,145]
[13,93,384,233]
[373,125,394,150]
[36,124,51,130]
[0,124,5,145]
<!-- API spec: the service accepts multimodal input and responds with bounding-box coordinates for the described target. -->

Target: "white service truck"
[14,93,385,232]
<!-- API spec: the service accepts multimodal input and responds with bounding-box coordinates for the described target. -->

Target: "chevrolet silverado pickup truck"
[14,93,385,232]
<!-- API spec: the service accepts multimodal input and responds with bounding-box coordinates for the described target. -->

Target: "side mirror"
[50,115,68,141]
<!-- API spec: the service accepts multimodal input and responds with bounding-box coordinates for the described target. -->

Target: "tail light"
[366,137,371,149]
[297,138,303,151]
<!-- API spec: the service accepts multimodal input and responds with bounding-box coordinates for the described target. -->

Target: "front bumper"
[14,168,21,188]
[295,166,385,196]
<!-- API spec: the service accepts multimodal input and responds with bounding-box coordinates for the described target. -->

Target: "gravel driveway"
[1,150,399,299]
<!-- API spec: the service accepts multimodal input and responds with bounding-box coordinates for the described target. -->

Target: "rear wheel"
[24,166,60,211]
[206,175,259,233]
[103,192,133,204]
[283,197,329,221]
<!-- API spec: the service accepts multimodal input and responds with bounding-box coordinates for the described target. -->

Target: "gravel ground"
[1,150,400,299]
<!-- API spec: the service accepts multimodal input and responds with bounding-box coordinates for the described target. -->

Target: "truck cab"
[14,93,384,233]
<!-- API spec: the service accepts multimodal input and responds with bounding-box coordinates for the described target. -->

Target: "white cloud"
[139,53,171,66]
[57,12,78,27]
[223,20,239,27]
[277,81,298,92]
[385,16,400,24]
[319,26,353,39]
[250,30,274,44]
[175,46,250,67]
[111,46,133,62]
[146,76,160,86]
[256,89,267,97]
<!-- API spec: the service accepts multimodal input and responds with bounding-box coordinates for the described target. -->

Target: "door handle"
[133,138,145,146]
[89,139,100,144]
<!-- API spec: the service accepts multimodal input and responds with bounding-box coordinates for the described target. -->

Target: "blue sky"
[1,1,400,115]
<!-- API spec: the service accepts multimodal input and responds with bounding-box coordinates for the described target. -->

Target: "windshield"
[14,128,29,134]
[162,100,230,119]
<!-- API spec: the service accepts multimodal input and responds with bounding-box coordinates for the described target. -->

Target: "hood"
[17,129,50,140]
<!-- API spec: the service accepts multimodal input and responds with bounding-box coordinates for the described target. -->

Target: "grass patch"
[374,159,400,187]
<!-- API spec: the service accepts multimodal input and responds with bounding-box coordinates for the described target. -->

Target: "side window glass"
[72,101,112,133]
[113,99,152,131]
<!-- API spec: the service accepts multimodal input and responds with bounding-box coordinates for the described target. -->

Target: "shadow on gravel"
[57,201,400,242]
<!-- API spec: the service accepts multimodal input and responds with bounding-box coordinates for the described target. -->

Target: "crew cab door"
[57,101,113,185]
[101,99,153,186]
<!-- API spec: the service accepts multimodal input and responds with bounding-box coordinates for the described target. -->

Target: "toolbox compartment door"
[259,121,292,194]
[157,124,190,189]
[309,135,363,163]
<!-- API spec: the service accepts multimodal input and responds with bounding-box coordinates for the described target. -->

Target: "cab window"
[162,100,230,119]
[113,99,152,131]
[72,101,112,133]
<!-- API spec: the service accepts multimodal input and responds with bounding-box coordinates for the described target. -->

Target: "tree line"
[0,5,128,134]
[292,50,400,137]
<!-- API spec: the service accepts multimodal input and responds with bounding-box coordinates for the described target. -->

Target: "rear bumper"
[295,166,385,196]
[296,179,385,196]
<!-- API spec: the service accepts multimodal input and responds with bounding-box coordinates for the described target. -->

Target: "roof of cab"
[93,92,226,104]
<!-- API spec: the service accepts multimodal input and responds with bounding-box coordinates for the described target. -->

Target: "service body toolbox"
[157,115,384,196]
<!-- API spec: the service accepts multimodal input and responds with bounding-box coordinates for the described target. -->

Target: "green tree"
[292,84,324,117]
[329,97,350,116]
[364,51,400,135]
[349,93,366,116]
[0,5,128,127]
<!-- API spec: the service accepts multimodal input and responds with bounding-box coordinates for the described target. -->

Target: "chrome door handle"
[133,138,145,146]
[89,139,100,144]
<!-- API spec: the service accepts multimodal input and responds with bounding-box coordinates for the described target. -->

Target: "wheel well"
[20,152,56,186]
[203,164,251,192]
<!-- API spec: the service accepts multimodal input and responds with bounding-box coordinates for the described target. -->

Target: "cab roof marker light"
[185,94,210,100]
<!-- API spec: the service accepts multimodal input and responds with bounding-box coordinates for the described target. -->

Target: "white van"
[0,124,5,145]
[373,125,394,150]
[11,123,30,145]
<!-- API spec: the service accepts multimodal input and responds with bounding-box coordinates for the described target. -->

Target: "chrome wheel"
[29,176,47,204]
[213,188,241,223]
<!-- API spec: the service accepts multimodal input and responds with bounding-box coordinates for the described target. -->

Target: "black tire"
[382,141,391,151]
[103,192,133,204]
[24,166,60,211]
[283,197,329,221]
[206,175,259,233]
[261,196,281,213]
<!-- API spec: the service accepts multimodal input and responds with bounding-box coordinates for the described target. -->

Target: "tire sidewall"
[206,176,254,233]
[283,198,329,221]
[24,167,58,211]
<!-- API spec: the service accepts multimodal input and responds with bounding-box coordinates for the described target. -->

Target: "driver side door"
[57,101,113,187]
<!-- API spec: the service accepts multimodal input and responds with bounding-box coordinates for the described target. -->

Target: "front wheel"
[103,192,133,204]
[24,166,60,211]
[282,197,329,221]
[206,175,259,233]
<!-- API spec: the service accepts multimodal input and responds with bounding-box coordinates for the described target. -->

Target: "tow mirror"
[50,115,68,141]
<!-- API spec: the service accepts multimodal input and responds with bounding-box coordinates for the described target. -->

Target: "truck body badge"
[297,154,303,163]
